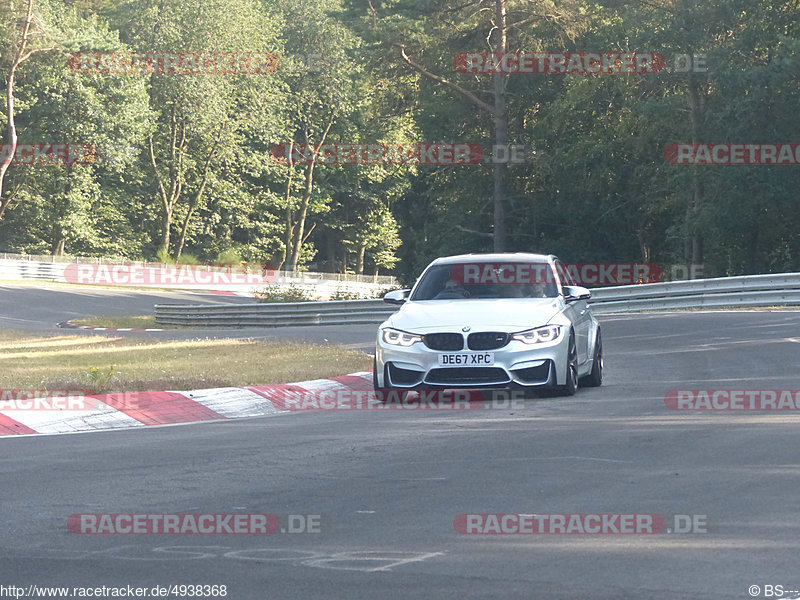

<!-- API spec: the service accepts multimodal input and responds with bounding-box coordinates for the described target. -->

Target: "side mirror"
[563,285,591,303]
[383,289,411,305]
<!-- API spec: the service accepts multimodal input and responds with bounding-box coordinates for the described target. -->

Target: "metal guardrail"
[0,260,65,281]
[155,299,397,327]
[153,272,800,327]
[588,272,800,313]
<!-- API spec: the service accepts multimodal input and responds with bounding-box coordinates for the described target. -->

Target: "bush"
[216,248,243,266]
[371,286,400,299]
[330,288,363,301]
[155,248,172,264]
[155,249,199,265]
[255,284,313,303]
[176,252,199,265]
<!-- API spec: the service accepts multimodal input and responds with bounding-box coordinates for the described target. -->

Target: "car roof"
[429,253,555,266]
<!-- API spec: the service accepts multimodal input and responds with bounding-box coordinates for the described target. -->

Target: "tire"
[579,330,603,388]
[549,331,578,397]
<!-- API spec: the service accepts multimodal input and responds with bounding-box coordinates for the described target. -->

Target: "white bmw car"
[374,253,603,397]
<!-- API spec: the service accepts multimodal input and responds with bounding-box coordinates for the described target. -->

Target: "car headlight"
[511,325,563,345]
[381,328,423,347]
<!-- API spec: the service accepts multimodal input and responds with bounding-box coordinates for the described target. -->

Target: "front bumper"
[375,330,570,389]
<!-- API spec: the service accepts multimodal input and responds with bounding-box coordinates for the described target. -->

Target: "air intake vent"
[467,332,510,351]
[423,333,464,351]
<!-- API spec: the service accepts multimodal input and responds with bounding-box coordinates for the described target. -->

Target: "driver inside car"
[434,277,471,299]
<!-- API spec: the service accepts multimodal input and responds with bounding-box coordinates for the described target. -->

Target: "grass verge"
[0,329,371,394]
[71,315,163,329]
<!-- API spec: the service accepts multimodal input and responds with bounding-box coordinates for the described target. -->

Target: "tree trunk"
[356,244,366,274]
[149,108,187,257]
[0,65,19,222]
[276,203,292,271]
[0,0,58,221]
[50,165,72,256]
[492,0,508,252]
[393,0,511,249]
[174,128,221,261]
[685,64,708,270]
[0,0,32,221]
[276,140,296,271]
[287,119,333,271]
[288,161,315,270]
[158,207,172,255]
[175,208,191,261]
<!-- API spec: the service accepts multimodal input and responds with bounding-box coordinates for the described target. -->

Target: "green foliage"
[254,283,313,302]
[87,364,120,393]
[215,247,243,266]
[1,0,799,278]
[329,287,362,300]
[155,248,172,264]
[175,252,199,265]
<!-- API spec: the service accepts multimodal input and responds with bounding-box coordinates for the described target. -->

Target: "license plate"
[438,353,495,366]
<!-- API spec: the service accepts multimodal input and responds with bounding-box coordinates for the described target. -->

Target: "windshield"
[410,262,560,300]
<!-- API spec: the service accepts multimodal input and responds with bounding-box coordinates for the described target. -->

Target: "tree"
[0,0,61,220]
[113,0,283,258]
[361,0,585,251]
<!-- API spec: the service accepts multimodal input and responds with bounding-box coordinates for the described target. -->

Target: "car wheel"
[579,330,603,388]
[550,331,578,397]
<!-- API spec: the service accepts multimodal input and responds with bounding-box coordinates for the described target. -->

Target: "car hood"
[384,298,563,333]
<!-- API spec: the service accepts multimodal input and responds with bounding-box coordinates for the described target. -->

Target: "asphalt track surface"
[2,284,800,598]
